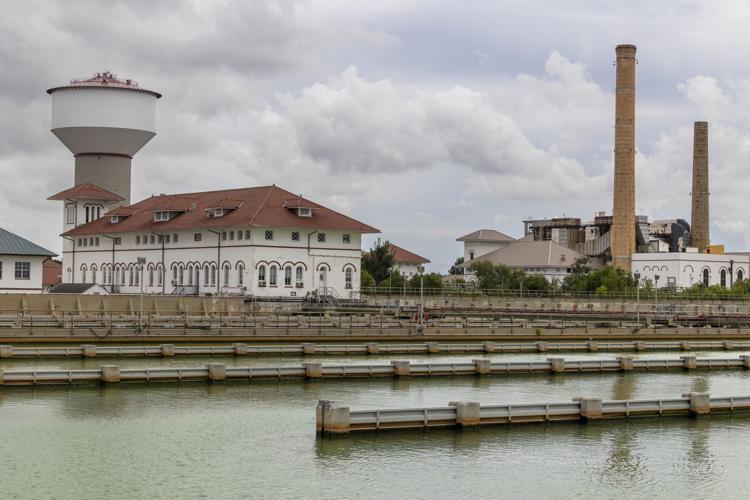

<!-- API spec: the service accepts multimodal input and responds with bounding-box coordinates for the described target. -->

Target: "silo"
[47,72,161,204]
[611,44,637,271]
[691,121,709,253]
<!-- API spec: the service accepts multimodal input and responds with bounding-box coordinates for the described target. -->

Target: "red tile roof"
[62,185,379,236]
[388,243,430,264]
[47,183,125,202]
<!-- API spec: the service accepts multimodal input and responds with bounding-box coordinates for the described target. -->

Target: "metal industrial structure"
[691,121,710,253]
[47,72,161,205]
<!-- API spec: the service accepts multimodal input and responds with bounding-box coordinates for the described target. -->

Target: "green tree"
[378,270,407,290]
[562,264,637,293]
[449,257,464,275]
[362,239,394,283]
[409,272,443,290]
[361,270,375,288]
[470,261,525,290]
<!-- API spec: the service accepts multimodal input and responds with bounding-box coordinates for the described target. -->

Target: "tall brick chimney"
[691,121,709,252]
[611,44,637,271]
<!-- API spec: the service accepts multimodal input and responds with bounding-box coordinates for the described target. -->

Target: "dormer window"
[110,215,122,224]
[154,211,171,222]
[297,207,312,217]
[208,208,226,218]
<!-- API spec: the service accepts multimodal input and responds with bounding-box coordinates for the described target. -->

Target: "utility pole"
[137,257,146,333]
[634,272,641,327]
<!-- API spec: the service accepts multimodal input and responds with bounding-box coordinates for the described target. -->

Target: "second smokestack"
[691,121,709,252]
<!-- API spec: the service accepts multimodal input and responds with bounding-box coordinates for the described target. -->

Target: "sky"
[2,0,750,273]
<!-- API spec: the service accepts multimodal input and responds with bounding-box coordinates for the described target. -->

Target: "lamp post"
[634,272,641,327]
[417,264,425,333]
[137,257,146,333]
[654,274,660,321]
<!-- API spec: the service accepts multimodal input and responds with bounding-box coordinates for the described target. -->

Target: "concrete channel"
[3,355,750,386]
[2,340,750,359]
[316,393,750,434]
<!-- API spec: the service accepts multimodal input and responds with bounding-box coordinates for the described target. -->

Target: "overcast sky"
[2,0,750,272]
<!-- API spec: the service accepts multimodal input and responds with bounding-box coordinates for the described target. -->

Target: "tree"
[362,239,394,284]
[361,270,375,288]
[378,270,407,289]
[409,272,443,290]
[470,261,525,290]
[562,263,637,293]
[449,257,464,275]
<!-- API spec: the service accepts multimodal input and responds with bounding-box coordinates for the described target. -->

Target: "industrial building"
[459,44,748,289]
[47,73,378,297]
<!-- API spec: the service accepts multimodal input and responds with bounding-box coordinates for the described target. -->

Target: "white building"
[462,238,595,283]
[48,184,379,297]
[632,253,749,289]
[387,243,430,278]
[457,229,516,265]
[0,227,57,293]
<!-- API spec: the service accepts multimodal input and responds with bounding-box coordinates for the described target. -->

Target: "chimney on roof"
[691,121,709,253]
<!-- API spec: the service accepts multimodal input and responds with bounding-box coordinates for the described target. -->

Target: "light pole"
[137,257,146,333]
[634,272,640,327]
[417,264,425,333]
[654,274,660,321]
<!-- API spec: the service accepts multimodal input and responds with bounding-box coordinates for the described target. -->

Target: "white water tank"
[47,72,161,203]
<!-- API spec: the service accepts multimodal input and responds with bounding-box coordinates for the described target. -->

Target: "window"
[85,205,90,223]
[136,235,141,245]
[81,265,87,283]
[89,238,94,247]
[245,230,251,239]
[469,251,475,260]
[221,232,227,241]
[223,265,230,287]
[297,207,312,217]
[258,265,267,287]
[319,268,327,286]
[703,268,710,286]
[149,267,154,286]
[238,264,244,286]
[165,234,171,244]
[204,267,210,286]
[739,269,745,282]
[343,234,351,244]
[114,237,122,245]
[188,265,194,286]
[295,266,303,288]
[291,232,300,241]
[265,230,273,241]
[317,233,326,243]
[284,267,292,286]
[82,238,87,248]
[154,211,171,222]
[179,266,184,285]
[721,269,727,287]
[95,237,99,246]
[237,231,243,241]
[210,265,217,286]
[91,267,97,284]
[134,267,140,286]
[158,235,164,244]
[120,267,126,285]
[269,265,277,286]
[173,233,178,243]
[157,266,163,286]
[229,231,235,241]
[195,267,200,287]
[345,268,353,289]
[128,268,134,286]
[194,233,202,242]
[65,204,76,224]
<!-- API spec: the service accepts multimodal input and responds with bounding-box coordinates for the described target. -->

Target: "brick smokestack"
[611,44,637,271]
[691,121,709,252]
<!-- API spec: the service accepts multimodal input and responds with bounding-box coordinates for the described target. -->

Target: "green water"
[2,355,750,499]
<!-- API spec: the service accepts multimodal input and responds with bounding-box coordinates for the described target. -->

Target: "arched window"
[345,268,353,289]
[469,250,475,260]
[204,266,210,286]
[179,265,185,286]
[319,267,328,287]
[721,269,727,287]
[258,265,267,287]
[269,265,278,286]
[295,266,303,288]
[157,265,163,286]
[120,267,126,285]
[703,268,710,286]
[134,266,140,287]
[91,265,97,284]
[284,266,292,286]
[210,265,217,286]
[237,264,244,286]
[188,265,194,286]
[128,267,134,286]
[223,264,230,287]
[81,265,87,283]
[195,266,200,287]
[739,269,745,282]
[149,267,154,286]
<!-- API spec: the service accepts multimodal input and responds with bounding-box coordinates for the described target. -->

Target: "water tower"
[47,72,161,204]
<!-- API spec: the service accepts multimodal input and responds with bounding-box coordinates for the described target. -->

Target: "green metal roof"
[0,227,57,257]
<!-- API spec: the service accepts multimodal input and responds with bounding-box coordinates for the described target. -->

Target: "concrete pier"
[0,345,13,358]
[161,344,175,357]
[322,391,750,435]
[391,360,411,376]
[207,363,226,381]
[304,362,323,378]
[81,344,97,358]
[100,365,120,383]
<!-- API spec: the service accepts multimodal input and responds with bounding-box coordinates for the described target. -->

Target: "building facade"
[0,228,57,293]
[49,185,378,297]
[632,253,749,289]
[387,243,430,278]
[456,229,516,280]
